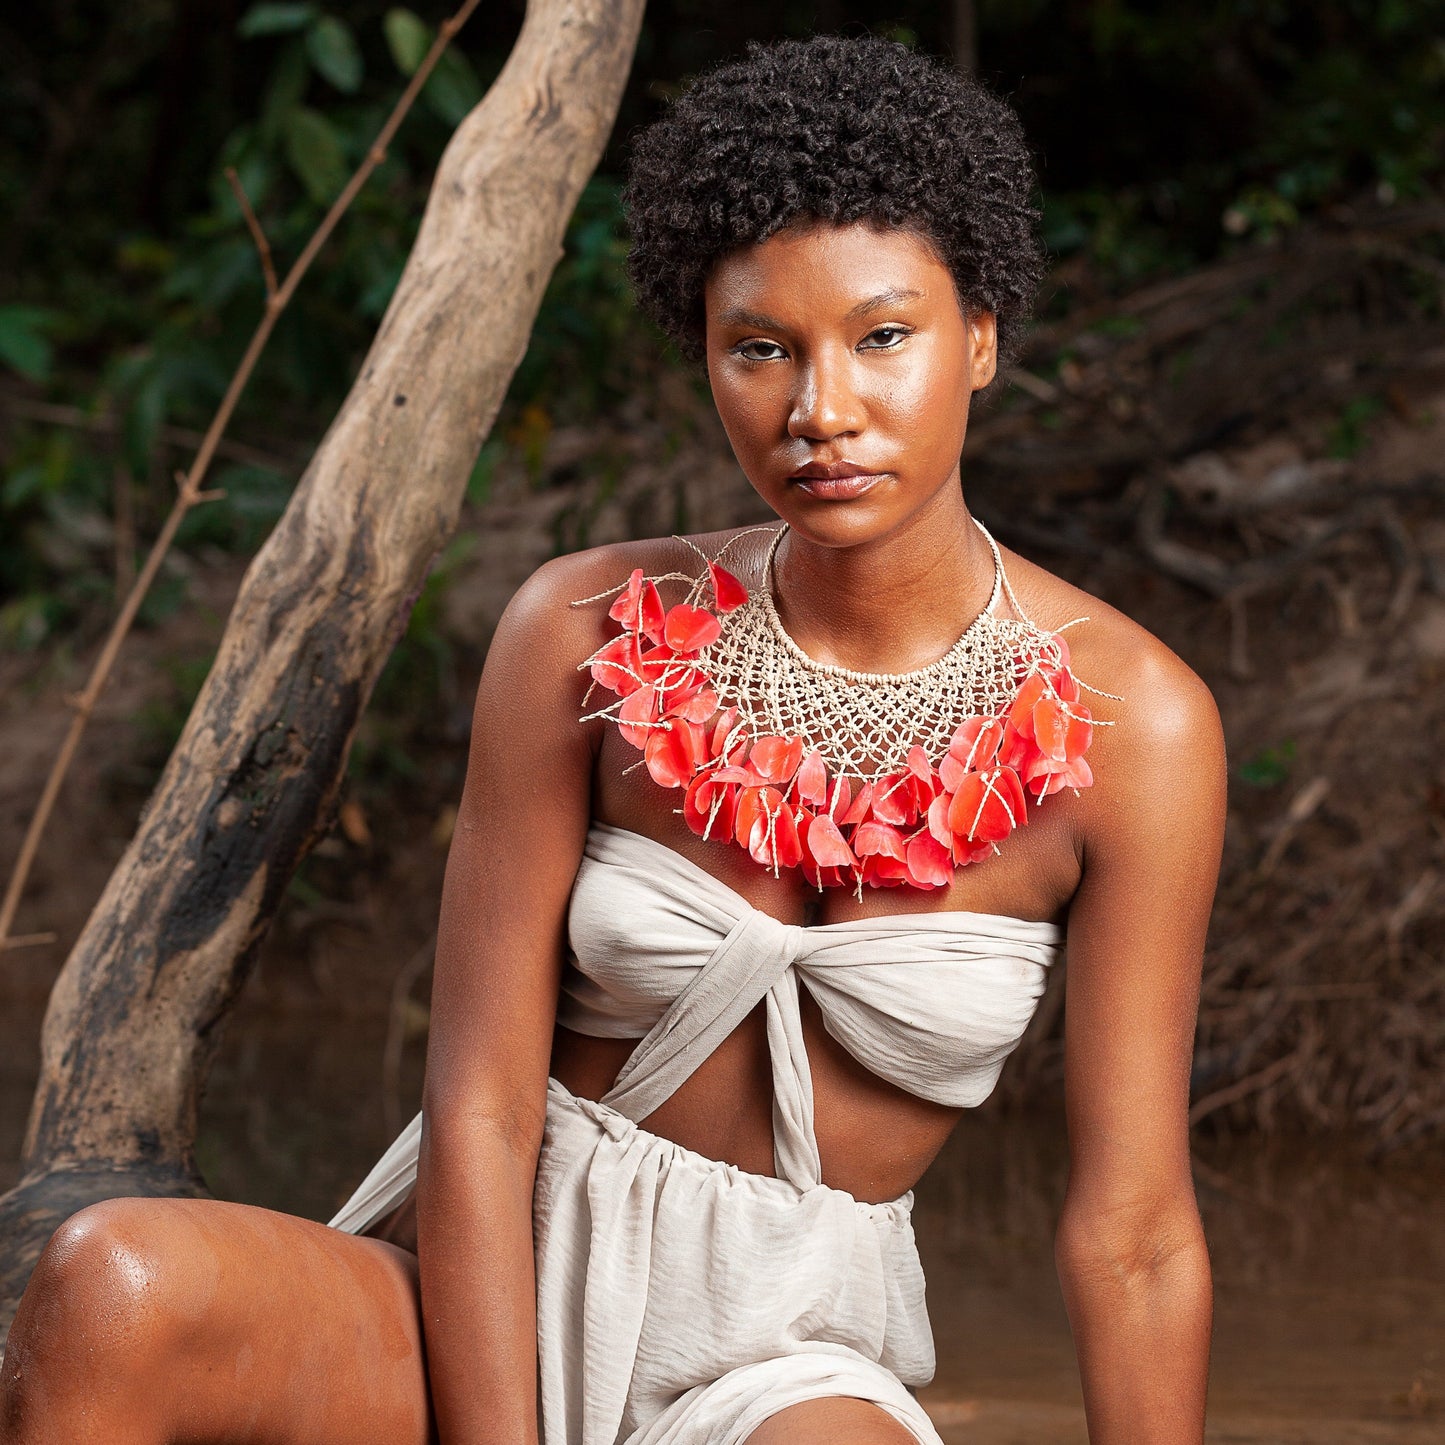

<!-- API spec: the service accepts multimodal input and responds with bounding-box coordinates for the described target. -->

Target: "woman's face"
[703,220,996,549]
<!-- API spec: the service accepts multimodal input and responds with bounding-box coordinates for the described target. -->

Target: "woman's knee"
[744,1396,924,1445]
[4,1197,199,1406]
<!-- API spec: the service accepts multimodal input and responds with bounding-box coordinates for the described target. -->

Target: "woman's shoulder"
[499,528,775,633]
[487,529,772,694]
[999,542,1224,782]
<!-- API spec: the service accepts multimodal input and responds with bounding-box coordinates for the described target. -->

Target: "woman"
[1,35,1223,1445]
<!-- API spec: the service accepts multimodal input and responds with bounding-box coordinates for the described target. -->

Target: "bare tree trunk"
[0,0,646,1340]
[952,0,977,75]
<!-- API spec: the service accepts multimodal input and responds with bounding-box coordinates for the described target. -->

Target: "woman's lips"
[794,474,880,500]
[789,467,885,501]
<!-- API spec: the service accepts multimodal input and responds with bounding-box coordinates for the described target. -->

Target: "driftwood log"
[0,0,646,1343]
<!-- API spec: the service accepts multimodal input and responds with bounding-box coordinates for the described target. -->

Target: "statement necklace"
[577,522,1107,892]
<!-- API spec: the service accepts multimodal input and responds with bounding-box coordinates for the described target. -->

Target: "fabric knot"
[600,904,823,1188]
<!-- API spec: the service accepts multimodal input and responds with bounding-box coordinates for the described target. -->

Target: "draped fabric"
[564,824,1060,1189]
[328,823,1060,1442]
[531,1083,941,1445]
[332,824,1058,1228]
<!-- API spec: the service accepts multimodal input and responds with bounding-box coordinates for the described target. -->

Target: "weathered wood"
[0,0,646,1340]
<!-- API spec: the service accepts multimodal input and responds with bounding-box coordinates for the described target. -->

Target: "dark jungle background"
[2,2,1443,1437]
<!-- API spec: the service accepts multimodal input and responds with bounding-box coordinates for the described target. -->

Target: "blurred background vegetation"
[0,0,1443,1191]
[4,0,1443,658]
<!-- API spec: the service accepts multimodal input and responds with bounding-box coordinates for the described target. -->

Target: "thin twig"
[0,932,58,954]
[225,166,277,299]
[0,0,484,952]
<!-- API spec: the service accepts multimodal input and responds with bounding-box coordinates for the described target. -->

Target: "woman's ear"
[969,310,998,392]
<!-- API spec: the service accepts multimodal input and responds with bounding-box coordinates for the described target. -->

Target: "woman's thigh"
[744,1397,923,1445]
[2,1195,433,1445]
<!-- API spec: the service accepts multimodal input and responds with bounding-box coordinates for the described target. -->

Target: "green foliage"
[371,532,476,717]
[306,17,364,94]
[238,4,319,39]
[350,532,480,790]
[283,106,350,203]
[135,649,217,763]
[382,8,485,126]
[0,2,614,653]
[0,306,59,383]
[509,179,651,422]
[1238,740,1297,789]
[383,9,431,75]
[990,0,1445,282]
[1327,396,1385,460]
[2,4,448,645]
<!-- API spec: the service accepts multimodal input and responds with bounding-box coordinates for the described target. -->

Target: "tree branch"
[224,166,277,299]
[0,0,486,953]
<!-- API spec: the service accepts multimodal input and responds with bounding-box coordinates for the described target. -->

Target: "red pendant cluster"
[584,561,1095,891]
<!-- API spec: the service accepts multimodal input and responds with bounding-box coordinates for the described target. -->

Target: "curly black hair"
[623,34,1045,372]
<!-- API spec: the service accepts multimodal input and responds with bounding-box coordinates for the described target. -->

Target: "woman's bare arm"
[413,553,609,1445]
[1055,644,1227,1443]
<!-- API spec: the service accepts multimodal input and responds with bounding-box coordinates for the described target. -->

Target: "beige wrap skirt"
[531,1079,942,1444]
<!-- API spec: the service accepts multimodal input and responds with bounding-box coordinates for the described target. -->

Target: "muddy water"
[910,1117,1442,1443]
[2,1004,1440,1443]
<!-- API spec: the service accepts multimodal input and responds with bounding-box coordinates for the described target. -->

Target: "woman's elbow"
[1054,1192,1209,1292]
[420,1081,548,1174]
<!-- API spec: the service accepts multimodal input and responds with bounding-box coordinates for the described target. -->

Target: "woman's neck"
[768,483,996,675]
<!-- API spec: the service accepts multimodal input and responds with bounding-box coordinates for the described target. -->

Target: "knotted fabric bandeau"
[600,908,821,1186]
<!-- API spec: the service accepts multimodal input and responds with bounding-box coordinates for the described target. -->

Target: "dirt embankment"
[3,217,1445,1200]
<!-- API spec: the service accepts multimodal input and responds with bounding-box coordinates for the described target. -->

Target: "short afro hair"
[623,34,1045,370]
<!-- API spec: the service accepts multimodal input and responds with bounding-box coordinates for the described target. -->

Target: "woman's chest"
[593,726,1081,929]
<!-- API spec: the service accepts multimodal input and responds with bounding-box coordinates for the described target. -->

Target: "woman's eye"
[859,325,911,350]
[734,339,786,362]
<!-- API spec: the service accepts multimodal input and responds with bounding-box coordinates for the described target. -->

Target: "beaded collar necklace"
[577,521,1107,892]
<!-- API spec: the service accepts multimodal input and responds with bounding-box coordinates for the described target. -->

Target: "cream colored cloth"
[329,823,1061,1441]
[562,824,1059,1188]
[533,1080,940,1444]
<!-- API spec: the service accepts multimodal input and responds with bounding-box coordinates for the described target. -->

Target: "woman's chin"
[766,499,893,549]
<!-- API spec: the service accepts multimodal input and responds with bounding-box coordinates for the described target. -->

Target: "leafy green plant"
[0,5,492,647]
[1238,741,1297,789]
[0,306,59,383]
[0,2,660,657]
[1328,396,1385,460]
[997,0,1445,290]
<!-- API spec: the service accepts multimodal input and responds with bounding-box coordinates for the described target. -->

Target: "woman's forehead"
[704,220,954,318]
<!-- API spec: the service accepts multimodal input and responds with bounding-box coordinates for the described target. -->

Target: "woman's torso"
[549,526,1104,1204]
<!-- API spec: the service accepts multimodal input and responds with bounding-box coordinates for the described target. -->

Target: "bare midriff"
[549,989,963,1206]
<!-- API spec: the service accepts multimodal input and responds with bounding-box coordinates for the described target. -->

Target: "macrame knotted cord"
[698,522,1075,784]
[573,520,1115,890]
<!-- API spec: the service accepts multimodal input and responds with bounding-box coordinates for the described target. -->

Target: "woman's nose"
[787,356,862,441]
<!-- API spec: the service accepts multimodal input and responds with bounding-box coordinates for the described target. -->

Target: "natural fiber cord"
[698,520,1074,782]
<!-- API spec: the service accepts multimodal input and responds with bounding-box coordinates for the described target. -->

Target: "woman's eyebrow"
[844,287,924,320]
[717,306,785,331]
[717,288,924,333]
